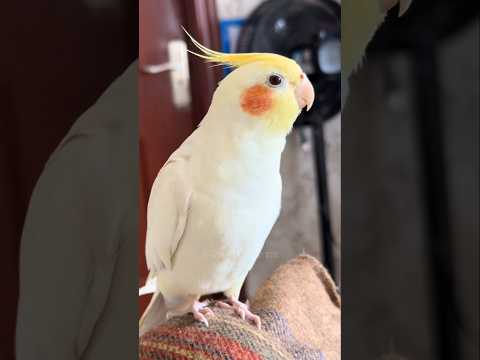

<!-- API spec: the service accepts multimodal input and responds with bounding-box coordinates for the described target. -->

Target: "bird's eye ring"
[267,73,284,87]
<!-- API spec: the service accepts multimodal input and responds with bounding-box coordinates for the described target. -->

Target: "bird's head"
[186,31,314,136]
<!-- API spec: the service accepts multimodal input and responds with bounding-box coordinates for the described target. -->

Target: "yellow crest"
[183,28,302,83]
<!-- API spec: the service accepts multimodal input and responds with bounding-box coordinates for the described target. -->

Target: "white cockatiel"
[341,0,413,107]
[139,34,315,336]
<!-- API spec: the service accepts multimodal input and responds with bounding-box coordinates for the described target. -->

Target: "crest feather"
[182,27,301,80]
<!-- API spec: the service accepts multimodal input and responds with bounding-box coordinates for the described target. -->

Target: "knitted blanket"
[139,255,340,360]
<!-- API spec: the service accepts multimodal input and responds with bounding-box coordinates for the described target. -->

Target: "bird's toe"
[218,297,262,329]
[193,310,209,327]
[216,301,233,309]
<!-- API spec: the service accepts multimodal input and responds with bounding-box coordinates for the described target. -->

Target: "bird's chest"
[169,137,284,294]
[187,160,281,264]
[181,182,279,291]
[193,174,280,245]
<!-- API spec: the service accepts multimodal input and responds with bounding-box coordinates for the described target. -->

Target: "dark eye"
[267,74,283,87]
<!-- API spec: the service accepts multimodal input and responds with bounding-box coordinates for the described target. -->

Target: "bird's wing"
[145,155,192,274]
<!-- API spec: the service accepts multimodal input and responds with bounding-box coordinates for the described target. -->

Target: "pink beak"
[295,74,315,111]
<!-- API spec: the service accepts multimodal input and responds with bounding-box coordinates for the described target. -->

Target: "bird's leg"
[166,295,214,327]
[217,296,261,329]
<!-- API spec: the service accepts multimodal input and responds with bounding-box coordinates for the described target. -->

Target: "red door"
[139,0,221,315]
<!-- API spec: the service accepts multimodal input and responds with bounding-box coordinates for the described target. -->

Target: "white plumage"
[140,56,314,335]
[147,105,284,301]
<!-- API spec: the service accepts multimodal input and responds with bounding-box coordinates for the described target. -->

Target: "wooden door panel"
[139,0,221,315]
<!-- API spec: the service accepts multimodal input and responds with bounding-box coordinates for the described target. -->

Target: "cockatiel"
[139,33,314,336]
[341,0,412,107]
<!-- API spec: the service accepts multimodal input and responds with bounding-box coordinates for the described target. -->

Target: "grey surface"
[16,63,139,360]
[342,19,479,360]
[343,55,436,360]
[440,20,479,360]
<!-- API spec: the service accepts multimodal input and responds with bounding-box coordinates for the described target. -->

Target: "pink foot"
[166,299,214,327]
[217,297,261,329]
[191,299,214,327]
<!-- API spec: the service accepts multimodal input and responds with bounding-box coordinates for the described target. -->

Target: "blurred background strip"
[343,1,479,359]
[0,1,137,359]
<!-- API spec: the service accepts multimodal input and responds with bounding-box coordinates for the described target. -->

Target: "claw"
[202,307,215,317]
[163,297,214,327]
[193,310,209,327]
[237,308,246,320]
[248,313,262,330]
[191,299,213,327]
[217,297,262,329]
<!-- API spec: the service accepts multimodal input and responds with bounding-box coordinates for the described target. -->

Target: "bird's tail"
[139,274,157,296]
[139,291,167,337]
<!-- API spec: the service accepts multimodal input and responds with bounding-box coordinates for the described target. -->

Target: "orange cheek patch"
[240,84,273,116]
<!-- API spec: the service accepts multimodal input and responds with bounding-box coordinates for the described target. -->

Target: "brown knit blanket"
[139,255,340,360]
